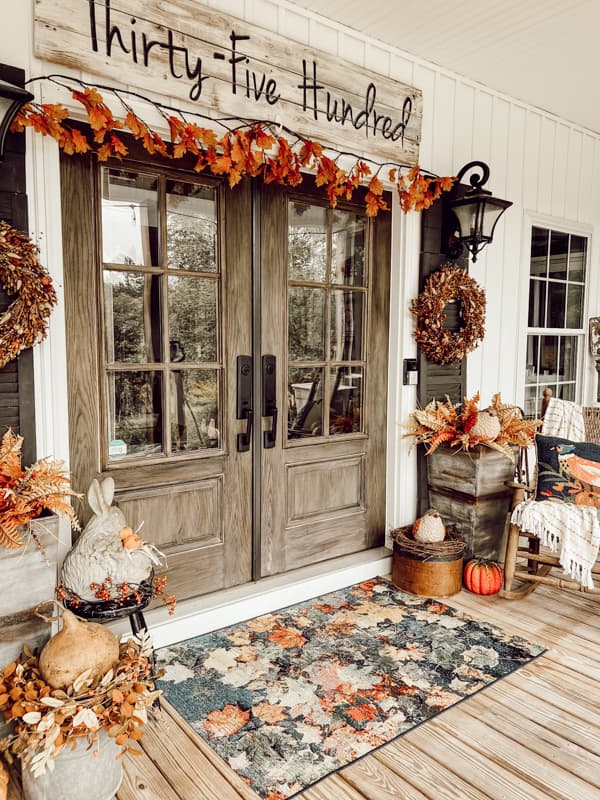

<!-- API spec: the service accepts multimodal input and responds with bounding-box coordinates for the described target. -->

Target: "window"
[286,200,368,440]
[100,167,222,463]
[524,225,587,417]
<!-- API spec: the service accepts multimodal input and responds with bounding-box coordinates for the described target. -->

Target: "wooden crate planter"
[391,527,465,598]
[0,516,60,666]
[426,446,516,561]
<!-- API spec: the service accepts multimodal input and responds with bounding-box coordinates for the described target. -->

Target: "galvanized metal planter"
[426,445,516,561]
[22,728,123,800]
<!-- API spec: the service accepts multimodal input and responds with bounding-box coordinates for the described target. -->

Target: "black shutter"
[416,196,468,514]
[0,63,36,464]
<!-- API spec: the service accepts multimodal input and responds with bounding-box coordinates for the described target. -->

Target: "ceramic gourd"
[39,610,120,689]
[412,510,446,543]
[470,410,501,442]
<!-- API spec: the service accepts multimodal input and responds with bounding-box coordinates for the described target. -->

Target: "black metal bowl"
[61,571,154,621]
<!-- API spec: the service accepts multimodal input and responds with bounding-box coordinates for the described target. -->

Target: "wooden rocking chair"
[502,400,600,599]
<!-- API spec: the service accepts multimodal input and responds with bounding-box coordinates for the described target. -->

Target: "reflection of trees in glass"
[166,211,218,363]
[288,287,325,361]
[332,214,365,285]
[288,226,327,282]
[112,371,162,455]
[172,370,219,451]
[166,208,216,271]
[168,277,217,363]
[105,270,160,363]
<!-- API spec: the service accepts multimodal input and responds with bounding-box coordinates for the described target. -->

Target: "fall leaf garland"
[11,79,455,217]
[410,263,486,365]
[0,221,58,370]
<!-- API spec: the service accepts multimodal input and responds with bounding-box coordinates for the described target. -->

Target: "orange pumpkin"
[463,559,503,595]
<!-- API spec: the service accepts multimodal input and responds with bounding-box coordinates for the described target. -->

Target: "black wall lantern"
[0,78,34,161]
[447,161,512,263]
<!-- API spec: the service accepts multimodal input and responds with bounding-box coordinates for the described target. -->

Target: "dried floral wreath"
[410,262,486,365]
[0,221,57,369]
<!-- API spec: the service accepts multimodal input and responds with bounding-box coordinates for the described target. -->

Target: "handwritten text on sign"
[34,0,422,164]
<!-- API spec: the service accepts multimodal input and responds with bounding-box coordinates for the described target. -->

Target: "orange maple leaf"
[268,626,307,649]
[124,111,148,140]
[346,703,377,722]
[299,139,323,167]
[252,702,287,724]
[368,175,384,196]
[252,125,275,150]
[203,704,250,738]
[70,128,90,154]
[211,154,233,175]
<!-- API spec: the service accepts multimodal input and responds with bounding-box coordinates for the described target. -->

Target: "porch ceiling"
[288,0,600,134]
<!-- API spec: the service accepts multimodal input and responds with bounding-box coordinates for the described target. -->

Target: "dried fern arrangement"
[405,392,541,461]
[0,428,80,550]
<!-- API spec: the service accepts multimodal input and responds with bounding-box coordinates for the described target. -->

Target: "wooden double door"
[61,154,391,602]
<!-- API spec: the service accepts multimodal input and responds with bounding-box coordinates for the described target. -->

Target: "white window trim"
[517,212,594,412]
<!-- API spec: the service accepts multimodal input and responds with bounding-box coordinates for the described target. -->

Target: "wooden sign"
[34,0,422,164]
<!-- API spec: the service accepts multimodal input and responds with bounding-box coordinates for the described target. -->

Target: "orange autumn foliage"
[12,84,455,217]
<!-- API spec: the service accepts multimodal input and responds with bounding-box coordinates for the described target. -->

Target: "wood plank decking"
[8,583,600,799]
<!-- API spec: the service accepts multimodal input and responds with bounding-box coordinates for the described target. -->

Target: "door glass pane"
[104,270,161,364]
[171,369,219,452]
[546,283,565,328]
[101,169,158,266]
[166,181,217,272]
[528,279,546,328]
[168,276,217,362]
[288,202,327,282]
[288,286,325,361]
[329,366,363,435]
[549,231,569,279]
[330,290,364,361]
[107,371,162,461]
[288,367,324,438]
[569,235,587,281]
[332,210,365,285]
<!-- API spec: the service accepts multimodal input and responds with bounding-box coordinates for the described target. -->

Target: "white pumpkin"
[39,610,120,689]
[470,410,501,441]
[412,510,446,543]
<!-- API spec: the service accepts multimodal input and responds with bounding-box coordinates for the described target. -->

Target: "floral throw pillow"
[535,434,600,508]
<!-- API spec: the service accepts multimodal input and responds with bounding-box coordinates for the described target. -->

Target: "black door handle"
[262,354,277,449]
[236,355,253,452]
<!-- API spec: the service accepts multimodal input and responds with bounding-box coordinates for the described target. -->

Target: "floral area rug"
[156,578,545,800]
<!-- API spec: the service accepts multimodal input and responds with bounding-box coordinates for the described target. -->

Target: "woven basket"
[391,526,466,597]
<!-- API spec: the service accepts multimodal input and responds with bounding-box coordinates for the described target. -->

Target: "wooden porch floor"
[9,583,600,799]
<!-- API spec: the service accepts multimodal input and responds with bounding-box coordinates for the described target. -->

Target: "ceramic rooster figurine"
[61,477,162,601]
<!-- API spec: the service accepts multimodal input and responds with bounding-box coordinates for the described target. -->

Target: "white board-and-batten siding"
[4,0,600,543]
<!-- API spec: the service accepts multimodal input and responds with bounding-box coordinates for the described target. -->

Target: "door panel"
[259,184,390,577]
[61,155,253,602]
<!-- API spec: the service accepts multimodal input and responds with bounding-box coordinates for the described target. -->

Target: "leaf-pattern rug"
[156,578,545,800]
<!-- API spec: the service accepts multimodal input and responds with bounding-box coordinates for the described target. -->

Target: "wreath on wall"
[0,220,57,369]
[410,262,486,365]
